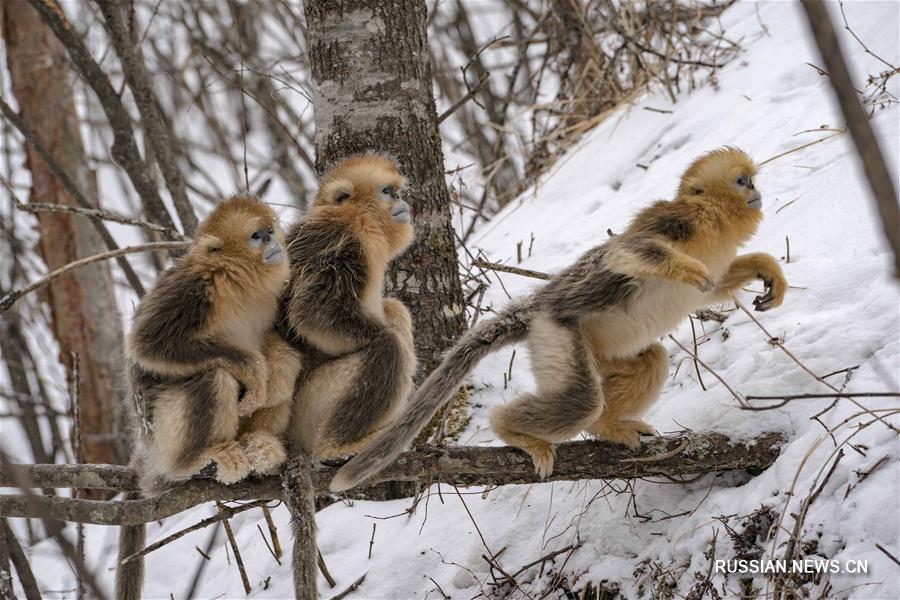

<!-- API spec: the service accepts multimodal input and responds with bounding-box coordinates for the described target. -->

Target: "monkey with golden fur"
[277,153,417,461]
[125,195,300,492]
[117,196,301,600]
[332,147,787,491]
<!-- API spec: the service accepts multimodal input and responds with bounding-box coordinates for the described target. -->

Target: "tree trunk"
[303,0,467,375]
[2,1,127,465]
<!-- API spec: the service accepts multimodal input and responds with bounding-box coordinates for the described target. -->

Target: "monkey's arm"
[261,331,303,409]
[284,222,382,354]
[604,236,714,291]
[708,252,786,311]
[130,266,267,407]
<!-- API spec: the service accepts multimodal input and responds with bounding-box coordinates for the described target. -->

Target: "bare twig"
[119,500,271,565]
[2,519,40,600]
[470,259,551,280]
[0,241,190,312]
[217,502,251,595]
[1,174,184,239]
[439,72,491,124]
[668,334,748,407]
[27,0,179,236]
[0,98,149,295]
[329,573,366,600]
[95,0,197,234]
[317,548,336,588]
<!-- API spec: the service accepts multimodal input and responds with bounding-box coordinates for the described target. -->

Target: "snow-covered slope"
[16,1,899,598]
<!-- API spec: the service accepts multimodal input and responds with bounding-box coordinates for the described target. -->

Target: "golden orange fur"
[330,146,789,489]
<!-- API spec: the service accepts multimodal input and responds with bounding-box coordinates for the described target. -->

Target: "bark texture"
[2,1,126,465]
[0,432,786,525]
[304,0,467,374]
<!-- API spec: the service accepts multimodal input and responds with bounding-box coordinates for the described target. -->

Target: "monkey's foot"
[240,432,287,475]
[589,419,656,450]
[523,440,556,479]
[206,441,251,484]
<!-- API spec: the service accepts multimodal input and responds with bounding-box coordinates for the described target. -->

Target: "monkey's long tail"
[114,492,145,600]
[330,300,533,492]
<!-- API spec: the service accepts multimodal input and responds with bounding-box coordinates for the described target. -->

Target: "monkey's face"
[195,195,288,284]
[679,147,762,215]
[316,154,415,254]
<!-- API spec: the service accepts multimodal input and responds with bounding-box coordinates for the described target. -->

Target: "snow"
[9,1,900,598]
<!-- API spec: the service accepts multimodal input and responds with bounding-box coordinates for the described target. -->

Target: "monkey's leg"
[152,369,250,485]
[605,237,714,291]
[587,343,668,448]
[489,315,604,478]
[709,252,787,311]
[236,332,302,474]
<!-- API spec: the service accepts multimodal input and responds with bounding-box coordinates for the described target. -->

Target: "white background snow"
[4,1,899,598]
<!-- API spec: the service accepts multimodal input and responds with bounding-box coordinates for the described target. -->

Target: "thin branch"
[119,500,271,565]
[27,0,180,235]
[0,241,190,312]
[470,259,551,280]
[1,174,184,239]
[438,72,491,124]
[94,0,198,234]
[0,98,149,295]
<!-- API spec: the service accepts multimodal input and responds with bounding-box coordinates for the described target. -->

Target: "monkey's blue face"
[734,174,762,210]
[379,185,411,224]
[249,224,284,265]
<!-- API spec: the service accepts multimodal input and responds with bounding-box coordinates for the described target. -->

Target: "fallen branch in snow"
[0,432,785,526]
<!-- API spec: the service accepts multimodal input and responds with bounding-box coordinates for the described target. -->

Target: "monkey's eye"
[249,230,264,248]
[735,176,748,187]
[379,186,396,201]
[251,232,261,240]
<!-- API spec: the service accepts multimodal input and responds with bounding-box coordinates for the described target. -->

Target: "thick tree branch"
[26,0,180,237]
[801,1,900,277]
[0,432,785,525]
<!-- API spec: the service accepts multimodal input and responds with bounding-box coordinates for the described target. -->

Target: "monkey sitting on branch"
[332,147,788,491]
[277,153,417,461]
[125,195,300,493]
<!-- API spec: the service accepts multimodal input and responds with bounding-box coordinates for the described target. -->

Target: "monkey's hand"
[236,356,269,417]
[752,268,787,311]
[261,332,302,410]
[713,253,786,311]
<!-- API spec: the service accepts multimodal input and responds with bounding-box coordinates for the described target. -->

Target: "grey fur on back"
[329,300,533,491]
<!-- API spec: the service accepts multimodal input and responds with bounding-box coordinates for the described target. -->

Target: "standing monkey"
[332,147,787,490]
[116,196,300,599]
[278,153,417,460]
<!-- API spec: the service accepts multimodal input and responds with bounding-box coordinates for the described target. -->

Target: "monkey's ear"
[683,177,704,196]
[196,234,224,253]
[333,188,352,204]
